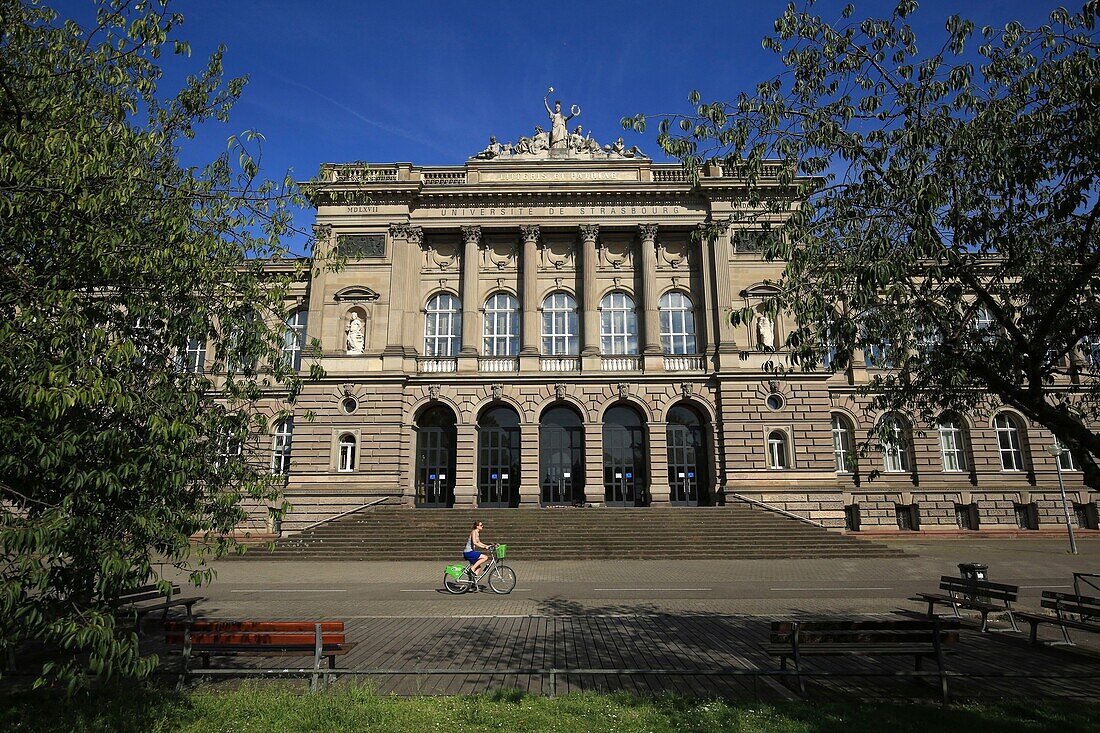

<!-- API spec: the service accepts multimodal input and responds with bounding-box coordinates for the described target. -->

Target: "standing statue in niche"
[346,312,365,354]
[756,314,775,351]
[544,87,580,150]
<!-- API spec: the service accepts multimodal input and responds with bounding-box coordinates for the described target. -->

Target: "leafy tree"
[0,0,323,686]
[626,1,1100,488]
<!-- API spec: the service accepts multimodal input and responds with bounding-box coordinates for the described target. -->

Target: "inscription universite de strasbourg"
[338,234,385,258]
[438,204,690,217]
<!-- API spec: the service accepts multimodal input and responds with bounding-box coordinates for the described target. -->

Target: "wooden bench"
[114,583,204,633]
[1016,591,1100,645]
[165,620,353,691]
[767,618,960,701]
[915,576,1020,632]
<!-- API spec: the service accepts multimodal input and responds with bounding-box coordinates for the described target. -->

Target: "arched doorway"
[414,404,457,508]
[666,403,710,506]
[603,404,648,507]
[539,404,585,505]
[477,405,520,508]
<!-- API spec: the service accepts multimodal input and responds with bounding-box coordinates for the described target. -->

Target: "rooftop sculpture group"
[472,87,646,161]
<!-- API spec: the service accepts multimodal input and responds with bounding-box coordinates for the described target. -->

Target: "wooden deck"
[151,613,1100,700]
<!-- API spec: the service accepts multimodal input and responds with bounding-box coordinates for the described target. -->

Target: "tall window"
[880,414,910,473]
[767,431,789,469]
[272,418,294,476]
[600,291,638,355]
[659,291,697,355]
[483,292,520,356]
[1082,335,1100,368]
[1055,438,1078,471]
[915,326,940,364]
[424,294,461,357]
[863,339,894,368]
[338,434,356,472]
[182,337,206,374]
[283,310,308,370]
[542,292,578,355]
[831,414,854,473]
[937,416,967,472]
[973,305,995,331]
[994,413,1025,471]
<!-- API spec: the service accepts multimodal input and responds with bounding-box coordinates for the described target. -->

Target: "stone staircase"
[236,503,910,560]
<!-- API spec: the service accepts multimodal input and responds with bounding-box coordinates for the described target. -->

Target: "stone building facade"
[253,117,1098,536]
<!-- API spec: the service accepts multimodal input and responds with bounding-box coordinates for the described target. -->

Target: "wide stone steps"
[236,504,908,560]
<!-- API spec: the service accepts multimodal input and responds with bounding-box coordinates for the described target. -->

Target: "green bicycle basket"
[494,544,507,559]
[445,564,465,579]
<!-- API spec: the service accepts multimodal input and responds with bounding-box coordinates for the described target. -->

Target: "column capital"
[520,224,541,243]
[389,224,424,247]
[461,225,482,246]
[579,223,600,243]
[638,223,659,242]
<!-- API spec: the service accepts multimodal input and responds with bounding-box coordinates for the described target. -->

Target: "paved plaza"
[151,538,1100,699]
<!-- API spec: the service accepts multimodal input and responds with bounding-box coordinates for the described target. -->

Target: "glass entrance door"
[667,404,708,506]
[415,406,456,508]
[539,405,585,505]
[602,405,647,507]
[477,406,520,508]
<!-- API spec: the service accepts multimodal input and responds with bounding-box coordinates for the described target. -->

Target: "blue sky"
[56,0,1065,246]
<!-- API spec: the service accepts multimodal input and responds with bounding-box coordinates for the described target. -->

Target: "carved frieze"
[599,238,633,270]
[540,237,575,271]
[424,238,459,271]
[482,237,518,270]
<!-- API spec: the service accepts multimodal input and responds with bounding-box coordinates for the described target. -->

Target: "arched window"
[338,434,356,472]
[424,293,461,357]
[600,291,638,355]
[937,415,968,472]
[880,414,910,473]
[283,309,308,370]
[831,414,855,473]
[767,430,789,469]
[659,291,697,355]
[994,413,1026,471]
[542,292,578,356]
[483,292,520,356]
[272,418,294,476]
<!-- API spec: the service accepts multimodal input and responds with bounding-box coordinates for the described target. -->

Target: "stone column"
[711,218,739,370]
[459,225,481,372]
[579,225,601,370]
[638,224,664,371]
[519,225,541,371]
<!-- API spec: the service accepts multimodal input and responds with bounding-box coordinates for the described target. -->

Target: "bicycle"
[443,543,516,594]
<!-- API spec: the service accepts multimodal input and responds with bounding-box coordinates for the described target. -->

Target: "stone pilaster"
[459,225,481,372]
[584,420,604,506]
[696,224,717,363]
[579,224,601,369]
[647,420,671,505]
[519,421,541,506]
[712,218,739,369]
[638,224,664,371]
[384,225,421,369]
[455,422,477,507]
[519,225,541,371]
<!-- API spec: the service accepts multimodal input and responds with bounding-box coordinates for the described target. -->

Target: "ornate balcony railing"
[423,171,466,186]
[418,358,456,373]
[479,357,518,372]
[326,165,398,183]
[664,355,705,371]
[540,357,580,372]
[601,356,641,372]
[653,167,689,183]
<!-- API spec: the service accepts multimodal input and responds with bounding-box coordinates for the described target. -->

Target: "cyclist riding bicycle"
[463,520,491,578]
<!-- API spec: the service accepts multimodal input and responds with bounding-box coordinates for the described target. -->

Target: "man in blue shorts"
[463,520,491,578]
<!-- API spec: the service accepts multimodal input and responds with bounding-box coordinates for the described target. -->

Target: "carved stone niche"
[659,239,691,270]
[424,237,460,271]
[599,237,633,270]
[540,237,576,271]
[482,236,518,270]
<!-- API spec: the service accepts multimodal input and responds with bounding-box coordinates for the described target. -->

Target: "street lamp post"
[1048,444,1079,555]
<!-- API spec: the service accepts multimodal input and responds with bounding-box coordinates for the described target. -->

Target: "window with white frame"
[424,293,461,357]
[973,305,996,331]
[283,309,308,370]
[659,291,697,355]
[542,292,578,355]
[994,413,1026,471]
[338,433,356,472]
[937,416,967,472]
[1055,438,1078,471]
[767,430,789,469]
[271,418,294,476]
[822,329,841,370]
[881,415,910,473]
[483,292,520,356]
[182,336,206,373]
[915,326,940,364]
[600,291,638,355]
[1082,334,1100,368]
[831,414,854,473]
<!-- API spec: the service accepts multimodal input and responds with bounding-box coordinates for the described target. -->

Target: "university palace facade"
[239,105,1098,535]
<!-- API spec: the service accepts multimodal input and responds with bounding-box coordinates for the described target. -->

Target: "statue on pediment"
[474,136,502,159]
[545,87,580,150]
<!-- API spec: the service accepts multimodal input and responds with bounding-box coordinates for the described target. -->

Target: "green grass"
[0,684,1096,733]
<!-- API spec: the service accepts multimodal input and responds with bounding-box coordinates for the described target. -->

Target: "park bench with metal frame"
[165,620,354,691]
[915,576,1020,632]
[1016,591,1100,646]
[114,583,204,633]
[766,618,960,702]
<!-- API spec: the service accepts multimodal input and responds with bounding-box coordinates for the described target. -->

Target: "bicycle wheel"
[443,572,469,594]
[488,565,517,594]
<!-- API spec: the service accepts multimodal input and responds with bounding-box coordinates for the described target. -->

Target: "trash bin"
[958,563,989,602]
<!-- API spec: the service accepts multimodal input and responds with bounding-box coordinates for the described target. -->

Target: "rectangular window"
[1074,502,1099,530]
[954,503,979,530]
[895,503,920,531]
[1014,502,1039,530]
[844,504,861,532]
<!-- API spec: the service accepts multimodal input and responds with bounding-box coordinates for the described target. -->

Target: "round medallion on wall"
[765,393,784,411]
